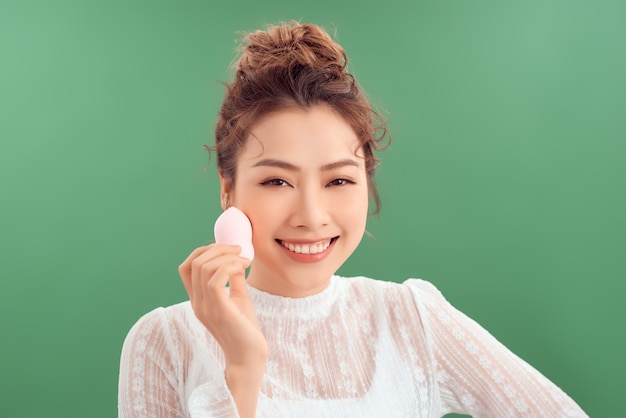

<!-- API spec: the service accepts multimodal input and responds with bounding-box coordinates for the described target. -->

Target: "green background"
[1,1,624,416]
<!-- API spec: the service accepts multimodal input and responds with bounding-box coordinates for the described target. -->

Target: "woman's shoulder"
[333,276,449,325]
[336,276,449,347]
[338,275,446,303]
[122,300,198,345]
[132,299,191,324]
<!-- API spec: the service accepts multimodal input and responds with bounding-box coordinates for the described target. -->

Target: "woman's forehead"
[240,106,362,160]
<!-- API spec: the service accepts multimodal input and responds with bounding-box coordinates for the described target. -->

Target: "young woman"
[118,22,588,417]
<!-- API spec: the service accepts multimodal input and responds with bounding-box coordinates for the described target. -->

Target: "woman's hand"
[179,244,268,365]
[178,244,267,418]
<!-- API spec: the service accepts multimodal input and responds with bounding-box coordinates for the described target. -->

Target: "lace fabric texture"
[118,276,588,417]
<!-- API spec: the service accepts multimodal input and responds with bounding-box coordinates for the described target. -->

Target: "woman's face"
[222,105,369,297]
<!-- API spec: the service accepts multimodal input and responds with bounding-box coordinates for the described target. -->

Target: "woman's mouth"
[277,237,337,254]
[276,237,338,262]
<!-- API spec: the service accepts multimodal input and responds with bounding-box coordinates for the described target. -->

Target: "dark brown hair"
[211,21,389,214]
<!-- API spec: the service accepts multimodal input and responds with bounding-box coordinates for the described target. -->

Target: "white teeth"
[280,239,332,254]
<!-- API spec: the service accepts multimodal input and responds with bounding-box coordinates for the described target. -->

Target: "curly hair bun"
[236,21,347,78]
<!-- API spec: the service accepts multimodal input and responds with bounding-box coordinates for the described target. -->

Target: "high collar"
[247,275,340,321]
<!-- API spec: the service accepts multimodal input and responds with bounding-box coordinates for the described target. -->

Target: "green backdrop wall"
[1,1,624,417]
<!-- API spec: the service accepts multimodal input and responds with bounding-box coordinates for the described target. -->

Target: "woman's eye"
[327,178,354,187]
[261,178,290,187]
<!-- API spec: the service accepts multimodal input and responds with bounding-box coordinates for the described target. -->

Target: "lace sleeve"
[118,306,241,418]
[405,279,588,418]
[118,308,186,418]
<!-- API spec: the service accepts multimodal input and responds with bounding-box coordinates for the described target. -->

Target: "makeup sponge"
[213,207,255,261]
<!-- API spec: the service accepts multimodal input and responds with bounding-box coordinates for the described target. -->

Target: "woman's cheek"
[241,193,284,231]
[334,186,368,211]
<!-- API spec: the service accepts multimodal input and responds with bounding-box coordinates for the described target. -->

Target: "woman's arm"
[178,244,267,418]
[118,309,185,417]
[406,279,588,417]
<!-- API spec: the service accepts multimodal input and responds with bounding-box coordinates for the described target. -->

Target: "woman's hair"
[212,21,389,214]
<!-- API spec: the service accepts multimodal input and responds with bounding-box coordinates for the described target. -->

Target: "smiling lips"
[278,238,333,254]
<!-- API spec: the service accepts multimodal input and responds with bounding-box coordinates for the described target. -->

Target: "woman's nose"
[289,187,330,230]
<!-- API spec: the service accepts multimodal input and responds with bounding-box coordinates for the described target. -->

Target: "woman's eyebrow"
[320,159,361,171]
[251,158,299,171]
[251,158,360,171]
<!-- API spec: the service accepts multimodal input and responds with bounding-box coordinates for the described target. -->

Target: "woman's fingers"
[179,244,241,298]
[228,258,252,300]
[192,260,245,335]
[192,252,246,304]
[178,244,252,328]
[178,245,267,372]
[203,260,246,310]
[178,245,211,296]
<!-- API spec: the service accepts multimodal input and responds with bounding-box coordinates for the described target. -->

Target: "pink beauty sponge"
[213,207,255,261]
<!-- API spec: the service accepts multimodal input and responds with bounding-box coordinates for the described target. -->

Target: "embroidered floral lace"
[118,276,587,417]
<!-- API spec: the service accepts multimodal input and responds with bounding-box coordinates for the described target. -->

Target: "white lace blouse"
[118,276,587,417]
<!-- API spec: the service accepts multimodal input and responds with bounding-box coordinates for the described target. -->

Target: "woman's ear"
[219,171,232,210]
